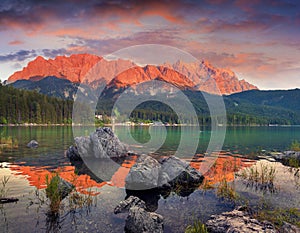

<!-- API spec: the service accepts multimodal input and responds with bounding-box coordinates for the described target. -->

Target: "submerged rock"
[206,206,277,233]
[27,140,38,148]
[66,127,128,160]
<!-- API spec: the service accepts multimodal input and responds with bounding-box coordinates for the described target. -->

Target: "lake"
[0,126,299,232]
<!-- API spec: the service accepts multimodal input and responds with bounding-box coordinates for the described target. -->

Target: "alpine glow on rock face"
[7,54,258,95]
[1,0,300,90]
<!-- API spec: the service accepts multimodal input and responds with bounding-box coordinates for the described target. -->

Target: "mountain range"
[6,54,300,125]
[7,54,258,95]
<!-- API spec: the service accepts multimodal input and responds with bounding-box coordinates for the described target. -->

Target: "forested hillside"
[2,81,300,126]
[0,83,73,124]
[96,89,300,125]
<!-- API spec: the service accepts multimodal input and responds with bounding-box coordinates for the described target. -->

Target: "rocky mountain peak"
[7,54,258,95]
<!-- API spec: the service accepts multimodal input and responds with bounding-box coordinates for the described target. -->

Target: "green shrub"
[290,140,300,151]
[216,178,238,201]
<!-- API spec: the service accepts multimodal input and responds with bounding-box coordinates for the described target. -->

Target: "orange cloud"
[8,40,24,45]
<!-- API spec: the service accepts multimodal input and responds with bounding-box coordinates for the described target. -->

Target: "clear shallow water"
[0,126,300,232]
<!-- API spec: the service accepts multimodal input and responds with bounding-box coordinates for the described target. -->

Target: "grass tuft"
[0,176,10,198]
[185,219,208,233]
[0,137,18,154]
[45,173,64,213]
[290,140,300,152]
[216,178,238,201]
[239,162,277,193]
[254,207,300,229]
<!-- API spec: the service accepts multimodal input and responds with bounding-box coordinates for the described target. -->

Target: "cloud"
[0,48,70,63]
[0,0,300,89]
[8,40,24,45]
[0,50,37,62]
[0,0,186,33]
[41,48,69,58]
[65,27,188,57]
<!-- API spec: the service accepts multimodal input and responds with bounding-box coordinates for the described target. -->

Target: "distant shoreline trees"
[0,84,298,126]
[0,84,73,124]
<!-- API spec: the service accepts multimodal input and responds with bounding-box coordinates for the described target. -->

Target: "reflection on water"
[10,165,106,194]
[1,152,256,233]
[9,153,254,192]
[0,126,300,232]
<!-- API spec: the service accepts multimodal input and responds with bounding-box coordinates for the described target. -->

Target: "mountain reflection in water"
[9,152,254,194]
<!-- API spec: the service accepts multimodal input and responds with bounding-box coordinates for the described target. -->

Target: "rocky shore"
[65,127,300,233]
[206,206,300,233]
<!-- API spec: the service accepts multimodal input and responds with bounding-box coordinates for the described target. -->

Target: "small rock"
[27,140,38,148]
[114,196,146,214]
[268,151,284,160]
[115,196,164,233]
[125,207,163,233]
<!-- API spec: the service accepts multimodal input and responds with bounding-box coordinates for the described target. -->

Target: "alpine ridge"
[7,54,258,95]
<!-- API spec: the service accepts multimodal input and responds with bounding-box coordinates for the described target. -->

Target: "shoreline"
[1,123,300,127]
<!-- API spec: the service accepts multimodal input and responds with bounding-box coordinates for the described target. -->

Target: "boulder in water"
[125,155,161,190]
[114,196,163,233]
[125,155,204,190]
[27,140,38,148]
[66,127,128,160]
[125,206,163,233]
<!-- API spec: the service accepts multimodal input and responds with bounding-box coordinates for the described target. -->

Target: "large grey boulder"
[125,207,163,233]
[206,206,276,233]
[67,127,128,160]
[27,140,38,148]
[125,155,204,190]
[66,145,81,161]
[125,154,161,190]
[159,156,204,187]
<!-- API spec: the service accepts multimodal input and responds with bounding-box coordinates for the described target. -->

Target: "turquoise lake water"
[0,126,299,232]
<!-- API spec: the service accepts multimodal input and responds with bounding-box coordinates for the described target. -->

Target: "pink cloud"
[8,40,23,45]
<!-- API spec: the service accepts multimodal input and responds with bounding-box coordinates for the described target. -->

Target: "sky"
[0,0,300,89]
